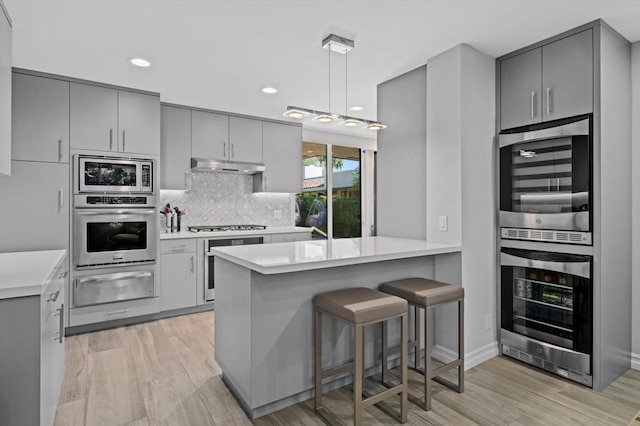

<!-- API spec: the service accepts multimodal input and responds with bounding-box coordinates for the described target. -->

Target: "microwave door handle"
[75,209,157,216]
[500,252,591,279]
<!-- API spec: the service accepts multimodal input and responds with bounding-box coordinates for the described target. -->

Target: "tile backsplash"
[160,173,294,227]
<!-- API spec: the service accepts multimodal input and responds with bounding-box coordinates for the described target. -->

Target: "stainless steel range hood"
[191,158,265,174]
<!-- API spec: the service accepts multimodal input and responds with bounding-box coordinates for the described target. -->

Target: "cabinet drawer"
[41,263,67,328]
[161,239,197,254]
[268,232,311,243]
[69,296,159,327]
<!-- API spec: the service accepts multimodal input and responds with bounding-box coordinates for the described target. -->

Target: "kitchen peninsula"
[211,236,461,418]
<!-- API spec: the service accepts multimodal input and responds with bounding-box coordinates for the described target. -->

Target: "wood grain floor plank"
[54,399,85,426]
[58,333,89,405]
[85,347,147,426]
[142,371,214,425]
[87,326,129,353]
[170,332,221,398]
[127,322,185,383]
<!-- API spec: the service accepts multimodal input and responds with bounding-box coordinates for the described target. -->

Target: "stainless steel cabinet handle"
[58,139,63,161]
[172,244,186,251]
[109,128,113,150]
[223,142,226,158]
[546,88,552,115]
[106,309,129,316]
[76,209,156,216]
[190,256,194,273]
[54,306,64,343]
[122,130,126,151]
[231,144,235,159]
[48,290,60,302]
[547,179,551,192]
[530,92,536,118]
[58,187,64,212]
[58,271,68,279]
[184,171,189,189]
[264,175,267,190]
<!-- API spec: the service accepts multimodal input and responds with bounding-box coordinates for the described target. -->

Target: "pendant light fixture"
[282,34,386,131]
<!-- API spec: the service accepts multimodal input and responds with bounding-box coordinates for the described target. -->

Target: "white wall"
[632,41,640,370]
[426,44,498,368]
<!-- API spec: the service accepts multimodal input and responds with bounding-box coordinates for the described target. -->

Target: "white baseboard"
[432,341,500,371]
[632,352,640,370]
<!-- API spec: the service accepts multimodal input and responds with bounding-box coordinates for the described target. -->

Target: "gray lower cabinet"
[260,121,301,193]
[0,160,69,252]
[70,82,160,155]
[191,109,229,160]
[160,239,197,311]
[499,29,593,130]
[229,116,262,164]
[161,105,191,189]
[0,256,66,426]
[0,0,11,176]
[12,73,70,163]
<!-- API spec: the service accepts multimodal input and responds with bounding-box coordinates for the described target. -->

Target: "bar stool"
[314,287,409,425]
[379,278,464,411]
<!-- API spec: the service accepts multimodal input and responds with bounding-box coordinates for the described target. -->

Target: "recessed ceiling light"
[306,150,314,153]
[262,87,278,94]
[350,105,363,111]
[128,57,151,68]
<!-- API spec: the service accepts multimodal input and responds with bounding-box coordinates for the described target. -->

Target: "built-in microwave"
[499,115,592,245]
[77,155,153,193]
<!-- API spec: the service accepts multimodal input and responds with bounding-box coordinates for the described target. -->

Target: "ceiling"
[5,1,640,139]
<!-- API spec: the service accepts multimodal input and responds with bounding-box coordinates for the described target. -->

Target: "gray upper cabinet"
[70,82,118,152]
[0,1,11,176]
[12,73,70,163]
[118,90,161,155]
[261,122,301,193]
[541,29,593,122]
[191,110,229,160]
[229,116,262,164]
[70,82,160,155]
[0,160,69,252]
[161,105,191,190]
[500,49,542,130]
[499,29,593,130]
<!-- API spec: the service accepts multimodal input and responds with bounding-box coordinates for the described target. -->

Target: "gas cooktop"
[187,225,267,232]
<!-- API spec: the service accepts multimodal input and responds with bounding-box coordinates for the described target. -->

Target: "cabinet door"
[160,252,197,311]
[542,29,593,121]
[41,299,64,426]
[161,105,191,189]
[261,122,301,193]
[500,48,542,130]
[118,90,161,155]
[0,6,11,175]
[70,82,118,152]
[0,161,69,252]
[191,110,228,160]
[229,116,262,164]
[12,73,70,162]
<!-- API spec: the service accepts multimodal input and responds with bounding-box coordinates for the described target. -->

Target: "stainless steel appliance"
[204,235,264,301]
[499,115,592,244]
[188,224,267,232]
[74,269,155,307]
[77,155,153,193]
[73,195,158,267]
[500,247,592,386]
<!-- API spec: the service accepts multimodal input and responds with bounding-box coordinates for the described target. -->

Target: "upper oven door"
[499,116,591,236]
[78,157,153,193]
[74,208,158,267]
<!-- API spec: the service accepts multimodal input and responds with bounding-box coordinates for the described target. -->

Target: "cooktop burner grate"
[187,225,267,232]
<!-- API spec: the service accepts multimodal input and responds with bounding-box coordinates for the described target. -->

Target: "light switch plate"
[438,215,448,231]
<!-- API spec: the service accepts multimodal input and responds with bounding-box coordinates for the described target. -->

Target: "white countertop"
[0,250,67,299]
[160,226,312,240]
[211,236,461,274]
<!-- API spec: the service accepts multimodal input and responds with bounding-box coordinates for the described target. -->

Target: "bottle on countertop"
[171,210,177,232]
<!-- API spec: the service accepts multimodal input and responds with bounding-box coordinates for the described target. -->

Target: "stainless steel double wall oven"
[72,155,158,308]
[499,115,594,386]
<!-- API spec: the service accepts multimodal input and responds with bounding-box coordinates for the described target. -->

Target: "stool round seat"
[379,278,464,307]
[314,287,408,324]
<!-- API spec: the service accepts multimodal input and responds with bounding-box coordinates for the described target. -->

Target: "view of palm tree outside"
[296,142,361,239]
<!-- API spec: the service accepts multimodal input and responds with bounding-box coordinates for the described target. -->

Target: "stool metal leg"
[414,305,420,369]
[315,308,322,411]
[424,305,432,411]
[381,320,388,384]
[354,323,364,426]
[458,298,465,393]
[400,312,408,423]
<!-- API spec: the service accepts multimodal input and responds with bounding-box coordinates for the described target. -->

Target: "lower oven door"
[74,270,155,307]
[500,247,592,379]
[74,208,158,267]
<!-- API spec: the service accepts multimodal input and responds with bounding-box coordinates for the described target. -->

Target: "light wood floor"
[55,311,640,425]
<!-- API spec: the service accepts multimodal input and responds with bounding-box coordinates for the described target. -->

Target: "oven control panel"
[86,196,148,205]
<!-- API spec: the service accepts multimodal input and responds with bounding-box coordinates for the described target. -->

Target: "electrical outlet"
[438,215,448,231]
[485,314,493,330]
[273,210,282,219]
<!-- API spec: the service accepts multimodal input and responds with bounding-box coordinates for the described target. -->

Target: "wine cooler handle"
[501,251,590,279]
